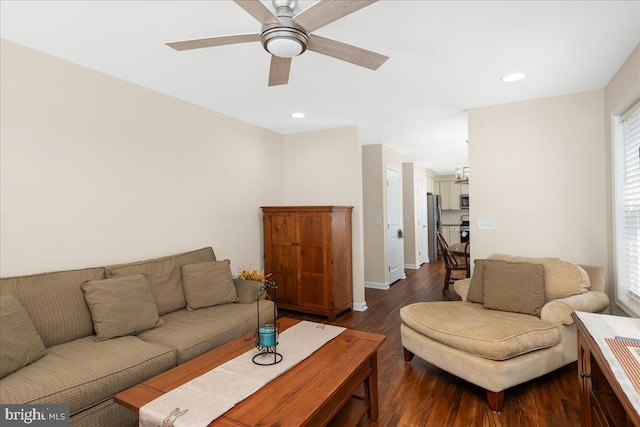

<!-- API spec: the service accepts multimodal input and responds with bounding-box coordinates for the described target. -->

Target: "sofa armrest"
[453,278,471,301]
[233,279,267,304]
[540,291,610,325]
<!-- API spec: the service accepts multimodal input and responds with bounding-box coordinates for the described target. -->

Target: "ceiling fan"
[166,0,389,86]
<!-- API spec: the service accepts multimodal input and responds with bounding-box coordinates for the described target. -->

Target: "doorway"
[386,167,404,284]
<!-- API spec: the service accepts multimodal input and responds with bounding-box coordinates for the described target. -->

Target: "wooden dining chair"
[436,231,470,293]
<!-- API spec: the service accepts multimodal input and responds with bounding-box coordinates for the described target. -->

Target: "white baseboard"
[404,264,420,270]
[352,301,368,312]
[365,281,389,290]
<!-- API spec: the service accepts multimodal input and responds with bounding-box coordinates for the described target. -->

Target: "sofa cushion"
[234,279,267,304]
[489,254,590,300]
[580,265,606,293]
[480,260,546,316]
[82,274,163,341]
[400,301,561,361]
[0,336,176,416]
[0,267,106,348]
[0,295,47,378]
[467,259,488,303]
[105,247,215,315]
[181,260,238,310]
[139,299,275,364]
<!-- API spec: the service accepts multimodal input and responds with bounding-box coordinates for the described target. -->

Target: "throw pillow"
[234,278,266,304]
[0,295,47,379]
[489,254,590,300]
[181,260,239,310]
[466,259,491,303]
[482,261,546,316]
[82,274,163,341]
[105,256,183,316]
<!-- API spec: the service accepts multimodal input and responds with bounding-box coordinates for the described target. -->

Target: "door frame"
[386,166,405,285]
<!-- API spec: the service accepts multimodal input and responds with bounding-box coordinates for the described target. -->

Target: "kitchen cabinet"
[437,179,468,211]
[442,225,461,245]
[262,206,353,321]
[441,226,449,243]
[450,182,461,210]
[439,181,451,209]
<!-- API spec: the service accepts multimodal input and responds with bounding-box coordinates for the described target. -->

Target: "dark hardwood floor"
[277,261,581,427]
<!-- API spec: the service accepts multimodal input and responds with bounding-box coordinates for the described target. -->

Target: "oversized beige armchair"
[400,255,610,412]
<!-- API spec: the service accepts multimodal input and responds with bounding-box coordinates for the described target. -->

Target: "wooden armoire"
[261,206,353,321]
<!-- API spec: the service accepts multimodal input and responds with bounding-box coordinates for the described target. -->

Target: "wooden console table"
[572,311,640,427]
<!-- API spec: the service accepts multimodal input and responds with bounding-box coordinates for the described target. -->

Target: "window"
[613,100,640,317]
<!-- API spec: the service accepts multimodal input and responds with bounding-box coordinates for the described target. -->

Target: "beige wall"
[0,39,285,276]
[361,144,403,288]
[468,90,607,269]
[362,145,386,286]
[604,43,640,309]
[282,127,366,308]
[0,39,369,310]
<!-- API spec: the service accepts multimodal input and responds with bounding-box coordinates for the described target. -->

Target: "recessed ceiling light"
[502,72,526,82]
[291,112,306,118]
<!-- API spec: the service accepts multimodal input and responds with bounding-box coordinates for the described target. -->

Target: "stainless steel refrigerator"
[427,194,442,262]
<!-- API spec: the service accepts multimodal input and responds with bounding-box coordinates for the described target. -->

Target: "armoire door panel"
[269,214,297,242]
[298,246,325,274]
[297,214,325,244]
[270,245,297,305]
[297,275,328,309]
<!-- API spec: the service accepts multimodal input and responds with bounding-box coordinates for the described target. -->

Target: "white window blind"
[614,100,640,317]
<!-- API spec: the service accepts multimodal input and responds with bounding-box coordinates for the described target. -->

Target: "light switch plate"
[477,218,496,230]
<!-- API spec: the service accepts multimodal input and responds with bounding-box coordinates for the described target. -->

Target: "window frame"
[612,99,640,318]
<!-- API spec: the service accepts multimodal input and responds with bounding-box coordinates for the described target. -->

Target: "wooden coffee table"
[114,318,386,426]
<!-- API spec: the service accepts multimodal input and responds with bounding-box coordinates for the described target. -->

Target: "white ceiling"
[1,1,639,174]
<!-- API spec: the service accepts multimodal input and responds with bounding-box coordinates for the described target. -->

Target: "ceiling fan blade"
[308,34,388,70]
[234,0,281,25]
[294,0,377,33]
[268,55,292,86]
[166,33,260,51]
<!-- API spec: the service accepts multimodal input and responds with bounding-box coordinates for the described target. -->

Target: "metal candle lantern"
[253,278,282,365]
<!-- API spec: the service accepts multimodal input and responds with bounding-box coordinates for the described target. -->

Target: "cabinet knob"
[580,371,591,379]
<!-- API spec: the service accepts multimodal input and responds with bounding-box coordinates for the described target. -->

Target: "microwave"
[460,194,470,209]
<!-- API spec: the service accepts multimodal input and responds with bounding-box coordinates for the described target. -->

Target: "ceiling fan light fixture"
[261,22,308,58]
[266,37,304,58]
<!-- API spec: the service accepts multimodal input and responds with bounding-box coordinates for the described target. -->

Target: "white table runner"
[139,321,345,427]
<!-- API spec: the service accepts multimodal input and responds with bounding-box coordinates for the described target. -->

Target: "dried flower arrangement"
[237,265,272,283]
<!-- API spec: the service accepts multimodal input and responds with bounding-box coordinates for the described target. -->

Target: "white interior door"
[386,167,404,284]
[417,178,427,265]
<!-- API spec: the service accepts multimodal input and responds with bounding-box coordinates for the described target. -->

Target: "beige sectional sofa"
[0,247,275,426]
